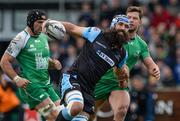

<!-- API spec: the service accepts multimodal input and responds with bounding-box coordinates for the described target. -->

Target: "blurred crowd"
[0,0,180,121]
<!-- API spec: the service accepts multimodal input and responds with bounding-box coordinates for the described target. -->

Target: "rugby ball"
[44,20,66,41]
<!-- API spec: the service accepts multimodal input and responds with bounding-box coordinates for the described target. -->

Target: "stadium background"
[0,0,179,121]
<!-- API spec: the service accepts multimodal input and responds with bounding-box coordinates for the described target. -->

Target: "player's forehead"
[127,12,139,18]
[116,21,129,26]
[35,19,46,23]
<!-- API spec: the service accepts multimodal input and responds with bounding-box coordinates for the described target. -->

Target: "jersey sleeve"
[82,27,101,43]
[139,39,150,60]
[118,50,128,68]
[5,32,26,58]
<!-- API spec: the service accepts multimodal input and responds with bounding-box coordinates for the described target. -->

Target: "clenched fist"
[13,75,30,89]
[48,58,62,70]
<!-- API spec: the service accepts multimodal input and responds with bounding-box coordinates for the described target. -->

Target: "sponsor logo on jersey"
[7,43,14,54]
[28,44,36,52]
[34,39,41,43]
[134,51,140,57]
[39,94,44,99]
[96,50,115,67]
[93,27,100,31]
[35,53,48,69]
[30,44,34,48]
[14,35,21,41]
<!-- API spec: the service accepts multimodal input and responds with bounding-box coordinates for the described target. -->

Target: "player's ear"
[139,17,142,25]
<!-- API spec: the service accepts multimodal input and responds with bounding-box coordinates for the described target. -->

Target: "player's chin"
[128,28,136,33]
[34,32,41,36]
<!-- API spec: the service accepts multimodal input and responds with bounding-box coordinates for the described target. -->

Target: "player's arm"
[0,35,30,89]
[61,22,102,43]
[143,57,160,80]
[1,54,17,80]
[48,58,62,70]
[61,21,86,37]
[114,49,129,87]
[114,65,129,81]
[43,20,101,42]
[140,41,160,80]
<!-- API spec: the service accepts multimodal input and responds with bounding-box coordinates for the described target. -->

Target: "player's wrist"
[13,75,21,83]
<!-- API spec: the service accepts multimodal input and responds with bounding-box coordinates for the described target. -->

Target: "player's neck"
[25,27,35,36]
[128,31,137,40]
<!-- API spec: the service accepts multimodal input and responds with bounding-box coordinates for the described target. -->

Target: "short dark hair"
[103,29,128,49]
[126,6,143,19]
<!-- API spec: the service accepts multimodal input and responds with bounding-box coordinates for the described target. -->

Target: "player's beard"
[128,23,139,33]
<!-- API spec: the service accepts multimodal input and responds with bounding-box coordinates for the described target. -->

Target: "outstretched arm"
[42,20,85,37]
[143,57,160,80]
[42,20,101,42]
[61,22,86,37]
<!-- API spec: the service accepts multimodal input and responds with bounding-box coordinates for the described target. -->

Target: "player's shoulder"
[135,35,148,46]
[82,27,102,42]
[86,27,102,33]
[13,30,30,42]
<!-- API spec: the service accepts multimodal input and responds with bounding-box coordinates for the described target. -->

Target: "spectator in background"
[175,13,180,28]
[63,44,77,72]
[98,18,110,30]
[166,0,179,18]
[126,75,155,121]
[108,0,126,17]
[151,3,172,29]
[75,37,86,54]
[156,59,176,87]
[49,40,62,85]
[98,0,111,21]
[0,68,24,121]
[173,45,180,85]
[78,2,95,26]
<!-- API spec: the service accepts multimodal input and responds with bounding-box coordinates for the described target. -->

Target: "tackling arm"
[143,57,160,80]
[114,65,129,81]
[61,22,85,37]
[114,65,129,88]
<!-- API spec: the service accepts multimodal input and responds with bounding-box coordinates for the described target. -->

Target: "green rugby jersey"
[98,35,150,82]
[6,30,50,85]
